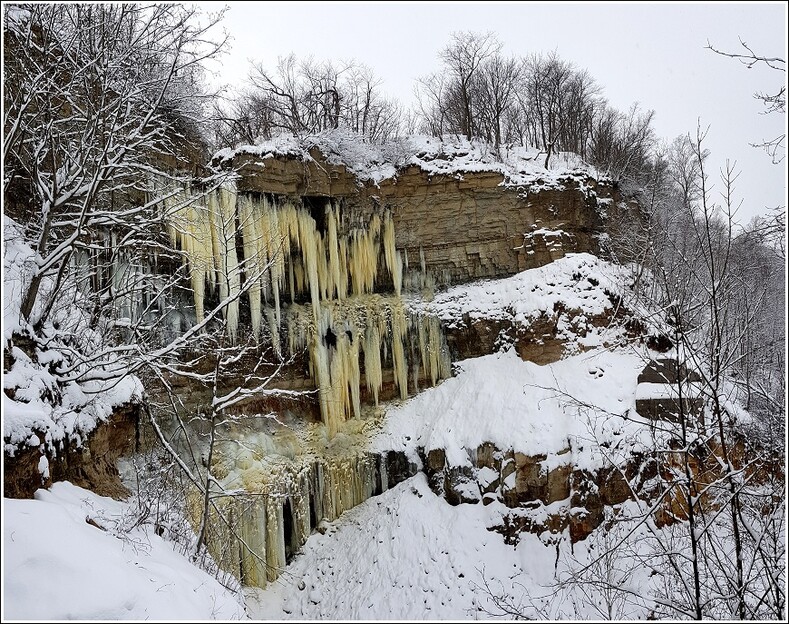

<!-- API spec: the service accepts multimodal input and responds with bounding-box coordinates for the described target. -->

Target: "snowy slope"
[248,474,556,620]
[248,474,652,620]
[420,252,628,327]
[373,346,655,470]
[3,482,246,620]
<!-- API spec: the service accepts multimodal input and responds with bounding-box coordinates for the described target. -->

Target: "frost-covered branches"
[213,55,402,147]
[707,37,786,163]
[3,3,226,330]
[1,4,238,461]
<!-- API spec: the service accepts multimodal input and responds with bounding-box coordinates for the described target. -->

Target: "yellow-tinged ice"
[208,436,385,588]
[164,187,450,437]
[162,183,456,593]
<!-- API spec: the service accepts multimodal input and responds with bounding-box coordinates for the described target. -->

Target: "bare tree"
[3,3,226,332]
[640,127,785,618]
[414,71,450,137]
[479,128,784,620]
[414,31,502,141]
[588,102,656,186]
[210,89,277,148]
[476,52,521,147]
[515,52,602,168]
[239,54,401,142]
[707,37,786,163]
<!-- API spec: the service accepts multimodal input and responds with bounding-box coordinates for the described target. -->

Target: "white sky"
[200,1,787,224]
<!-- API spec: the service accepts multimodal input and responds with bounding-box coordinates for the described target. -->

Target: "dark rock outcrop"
[4,403,140,499]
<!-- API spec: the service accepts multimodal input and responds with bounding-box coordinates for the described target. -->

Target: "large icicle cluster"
[164,187,403,339]
[287,296,451,437]
[164,184,241,339]
[163,184,449,437]
[211,450,386,588]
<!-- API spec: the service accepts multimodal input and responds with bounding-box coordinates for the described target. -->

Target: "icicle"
[298,208,322,320]
[238,499,267,588]
[238,194,262,337]
[312,308,337,436]
[383,213,402,295]
[327,202,343,300]
[265,498,286,582]
[263,197,286,330]
[391,303,408,399]
[163,179,453,439]
[415,313,452,386]
[216,186,240,340]
[362,324,383,405]
[181,195,212,324]
[338,238,349,299]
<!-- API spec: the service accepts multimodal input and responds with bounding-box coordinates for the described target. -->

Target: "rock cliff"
[219,140,616,287]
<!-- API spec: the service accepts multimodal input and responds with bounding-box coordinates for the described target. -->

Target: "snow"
[3,216,144,456]
[3,341,144,456]
[247,474,653,620]
[373,346,656,471]
[247,474,552,620]
[3,215,34,341]
[3,481,246,620]
[212,128,399,186]
[213,130,606,191]
[416,252,627,330]
[405,135,600,189]
[372,253,657,470]
[635,382,704,400]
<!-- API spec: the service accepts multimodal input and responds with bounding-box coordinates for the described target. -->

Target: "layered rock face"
[164,142,632,587]
[226,148,613,286]
[4,404,140,499]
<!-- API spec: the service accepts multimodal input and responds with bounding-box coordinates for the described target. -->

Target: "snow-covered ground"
[247,473,550,620]
[373,345,657,471]
[248,473,652,620]
[3,482,247,620]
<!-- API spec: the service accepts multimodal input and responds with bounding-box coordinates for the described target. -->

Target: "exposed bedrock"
[228,149,615,286]
[3,403,140,499]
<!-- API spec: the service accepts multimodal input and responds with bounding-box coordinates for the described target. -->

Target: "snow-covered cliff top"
[213,129,607,189]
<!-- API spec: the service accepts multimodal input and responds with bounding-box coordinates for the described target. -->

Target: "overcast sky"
[201,1,787,224]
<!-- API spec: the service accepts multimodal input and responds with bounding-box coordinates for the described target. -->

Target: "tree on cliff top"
[213,55,402,146]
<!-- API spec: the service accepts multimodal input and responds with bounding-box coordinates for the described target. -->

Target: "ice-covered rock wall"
[203,420,418,588]
[163,185,450,437]
[149,137,627,588]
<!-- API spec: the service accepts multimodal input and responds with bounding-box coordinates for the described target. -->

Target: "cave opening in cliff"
[303,196,329,234]
[323,326,337,349]
[283,498,295,562]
